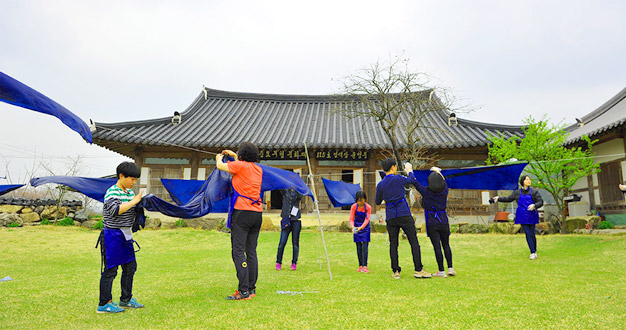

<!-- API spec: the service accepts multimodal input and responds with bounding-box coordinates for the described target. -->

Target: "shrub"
[7,222,22,227]
[56,217,75,226]
[88,214,103,220]
[92,219,103,230]
[40,218,51,225]
[598,221,614,230]
[175,219,187,227]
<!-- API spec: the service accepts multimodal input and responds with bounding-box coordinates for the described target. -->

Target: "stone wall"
[0,199,86,227]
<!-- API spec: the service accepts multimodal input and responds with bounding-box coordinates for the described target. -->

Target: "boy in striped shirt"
[97,162,144,314]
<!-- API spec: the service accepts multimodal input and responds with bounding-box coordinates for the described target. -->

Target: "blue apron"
[103,228,136,269]
[424,208,448,237]
[353,206,371,243]
[386,198,408,219]
[515,188,539,225]
[226,187,264,229]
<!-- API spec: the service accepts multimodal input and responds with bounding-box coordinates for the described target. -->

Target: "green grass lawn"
[1,226,625,329]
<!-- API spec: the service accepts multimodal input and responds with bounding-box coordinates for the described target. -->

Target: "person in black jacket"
[493,175,544,260]
[275,189,303,271]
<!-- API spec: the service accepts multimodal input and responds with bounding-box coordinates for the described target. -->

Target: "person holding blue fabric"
[216,142,263,300]
[375,158,431,279]
[276,189,302,271]
[493,175,544,260]
[97,162,144,313]
[413,167,456,277]
[350,191,371,273]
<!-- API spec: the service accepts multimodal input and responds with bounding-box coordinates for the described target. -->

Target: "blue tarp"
[160,177,229,213]
[29,164,313,219]
[142,164,314,219]
[321,178,361,208]
[413,163,528,190]
[30,176,117,202]
[0,184,24,196]
[0,71,93,143]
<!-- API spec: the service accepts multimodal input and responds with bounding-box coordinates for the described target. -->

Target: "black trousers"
[99,259,137,306]
[231,209,262,293]
[386,216,423,273]
[427,223,453,271]
[276,220,301,265]
[355,241,369,266]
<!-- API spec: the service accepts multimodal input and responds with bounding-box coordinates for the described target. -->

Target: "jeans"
[427,223,453,271]
[231,209,262,293]
[355,241,369,266]
[99,260,137,306]
[521,224,537,253]
[386,216,423,272]
[276,220,301,265]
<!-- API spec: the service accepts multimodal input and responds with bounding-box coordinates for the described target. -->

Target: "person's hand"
[352,227,359,234]
[132,191,143,204]
[223,150,237,157]
[493,196,499,202]
[619,184,626,192]
[430,166,441,173]
[527,204,535,211]
[404,162,413,174]
[215,153,223,162]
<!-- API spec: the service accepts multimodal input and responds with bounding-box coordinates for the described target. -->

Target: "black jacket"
[498,187,544,208]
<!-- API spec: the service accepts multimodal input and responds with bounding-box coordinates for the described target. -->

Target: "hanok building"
[566,87,626,225]
[93,87,523,214]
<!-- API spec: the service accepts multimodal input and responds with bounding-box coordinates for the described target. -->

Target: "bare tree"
[40,155,85,222]
[333,55,462,169]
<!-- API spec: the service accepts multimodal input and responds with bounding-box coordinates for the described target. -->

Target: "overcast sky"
[1,0,624,181]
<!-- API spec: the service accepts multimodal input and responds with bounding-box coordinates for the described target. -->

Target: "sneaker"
[226,290,250,300]
[119,297,144,309]
[392,271,401,279]
[362,266,370,273]
[97,301,125,314]
[276,263,281,270]
[249,289,256,298]
[433,271,447,278]
[357,266,363,272]
[290,263,297,271]
[414,269,432,278]
[530,253,537,260]
[448,267,457,276]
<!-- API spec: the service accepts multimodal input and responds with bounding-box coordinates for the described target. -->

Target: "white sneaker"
[529,253,537,260]
[447,267,456,276]
[433,271,447,278]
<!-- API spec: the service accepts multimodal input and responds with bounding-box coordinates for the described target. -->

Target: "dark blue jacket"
[375,172,417,220]
[413,181,449,224]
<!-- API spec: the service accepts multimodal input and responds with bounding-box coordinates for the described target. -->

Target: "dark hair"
[382,158,397,172]
[237,141,259,162]
[519,175,531,187]
[355,191,367,201]
[117,162,140,179]
[427,172,446,193]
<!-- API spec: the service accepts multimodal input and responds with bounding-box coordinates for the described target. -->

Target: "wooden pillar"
[133,147,144,194]
[190,152,200,180]
[366,151,378,213]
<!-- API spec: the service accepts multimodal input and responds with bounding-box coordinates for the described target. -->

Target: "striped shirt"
[103,184,136,229]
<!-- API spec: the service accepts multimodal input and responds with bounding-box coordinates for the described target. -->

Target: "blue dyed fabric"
[29,176,117,202]
[413,163,528,190]
[321,178,361,207]
[0,71,93,143]
[160,178,229,213]
[0,184,24,196]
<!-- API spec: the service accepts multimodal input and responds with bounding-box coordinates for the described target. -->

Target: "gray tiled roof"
[93,88,523,151]
[565,87,626,145]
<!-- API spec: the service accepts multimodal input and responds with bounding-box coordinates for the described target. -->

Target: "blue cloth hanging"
[0,184,24,196]
[321,178,361,207]
[0,71,93,143]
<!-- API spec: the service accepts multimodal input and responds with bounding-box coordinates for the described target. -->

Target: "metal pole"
[304,143,332,281]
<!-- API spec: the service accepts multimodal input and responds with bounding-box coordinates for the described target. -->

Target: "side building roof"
[566,87,626,145]
[93,88,524,157]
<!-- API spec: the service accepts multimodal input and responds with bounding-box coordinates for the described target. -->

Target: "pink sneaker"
[362,266,370,273]
[276,263,281,270]
[357,266,363,272]
[290,263,297,271]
